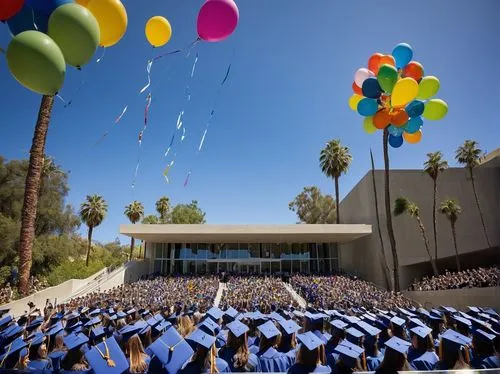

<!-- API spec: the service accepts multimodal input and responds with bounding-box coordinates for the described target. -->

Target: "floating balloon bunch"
[349,43,448,148]
[2,0,128,95]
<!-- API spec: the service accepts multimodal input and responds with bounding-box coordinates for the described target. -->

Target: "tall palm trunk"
[383,129,400,291]
[469,168,491,248]
[451,221,460,271]
[86,226,93,267]
[415,215,438,276]
[432,178,438,265]
[129,237,135,261]
[370,149,391,289]
[18,95,55,296]
[334,175,340,224]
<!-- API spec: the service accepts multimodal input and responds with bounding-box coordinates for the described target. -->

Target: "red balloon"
[403,61,424,81]
[0,0,24,21]
[390,109,409,127]
[373,109,391,129]
[352,81,363,95]
[368,53,383,75]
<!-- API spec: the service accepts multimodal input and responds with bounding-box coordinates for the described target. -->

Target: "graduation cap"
[206,307,224,321]
[345,327,364,343]
[126,308,136,316]
[257,320,281,339]
[66,312,80,323]
[313,330,331,344]
[343,315,361,325]
[141,310,151,318]
[304,312,327,322]
[441,329,471,351]
[268,312,284,322]
[408,317,427,329]
[110,311,127,321]
[482,308,499,319]
[297,331,324,351]
[410,325,432,339]
[0,315,13,330]
[64,333,89,351]
[85,337,129,374]
[355,320,381,337]
[186,328,216,350]
[226,320,249,338]
[330,319,348,334]
[441,306,457,314]
[277,319,301,336]
[430,309,443,318]
[154,321,172,336]
[473,329,496,343]
[26,332,45,347]
[146,316,161,329]
[135,320,151,335]
[384,336,411,354]
[467,306,481,315]
[390,316,406,327]
[88,309,101,317]
[50,312,64,325]
[334,340,364,368]
[79,307,90,314]
[148,326,194,374]
[199,318,220,336]
[224,307,239,320]
[0,337,28,363]
[26,317,44,332]
[418,308,431,318]
[2,324,24,344]
[84,316,102,328]
[293,310,305,318]
[90,327,107,342]
[454,316,472,330]
[398,307,416,318]
[48,350,66,371]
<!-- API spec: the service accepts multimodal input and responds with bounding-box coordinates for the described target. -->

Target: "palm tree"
[423,151,448,264]
[319,139,352,224]
[383,129,400,291]
[370,149,391,289]
[124,201,144,261]
[439,199,462,271]
[18,95,55,296]
[455,140,490,247]
[80,195,108,266]
[155,196,170,223]
[394,197,438,276]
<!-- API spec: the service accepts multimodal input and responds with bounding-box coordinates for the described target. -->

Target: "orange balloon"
[390,109,409,127]
[373,109,391,129]
[352,81,363,95]
[379,55,396,69]
[368,53,383,75]
[403,61,424,81]
[403,130,422,144]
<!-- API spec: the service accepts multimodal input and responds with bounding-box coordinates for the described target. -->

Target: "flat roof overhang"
[120,224,372,244]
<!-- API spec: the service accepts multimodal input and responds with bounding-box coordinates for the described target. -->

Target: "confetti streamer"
[31,8,38,31]
[176,110,184,130]
[144,94,152,126]
[163,160,175,183]
[183,171,192,187]
[132,158,140,190]
[164,134,175,157]
[191,53,199,78]
[181,127,186,142]
[139,60,154,94]
[56,94,67,104]
[198,129,208,152]
[138,131,143,145]
[114,106,128,124]
[221,64,232,87]
[96,47,106,63]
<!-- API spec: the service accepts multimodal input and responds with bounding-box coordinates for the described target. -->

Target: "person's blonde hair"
[127,335,149,374]
[177,316,195,338]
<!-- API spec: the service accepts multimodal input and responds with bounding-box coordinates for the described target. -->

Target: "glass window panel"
[262,244,271,258]
[311,258,318,273]
[197,244,208,260]
[292,260,300,273]
[197,261,207,274]
[292,244,300,259]
[301,260,310,273]
[269,244,279,259]
[271,261,280,274]
[329,243,338,258]
[282,260,291,273]
[261,261,271,275]
[239,243,250,259]
[189,243,198,259]
[249,243,260,258]
[175,244,181,259]
[226,244,238,259]
[155,244,162,259]
[154,260,162,273]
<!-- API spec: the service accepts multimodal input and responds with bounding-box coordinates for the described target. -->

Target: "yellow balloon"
[403,130,422,144]
[145,16,172,47]
[391,77,418,107]
[363,116,377,134]
[75,0,90,6]
[348,94,363,111]
[87,0,127,47]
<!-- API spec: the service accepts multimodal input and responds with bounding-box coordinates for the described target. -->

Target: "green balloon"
[48,3,100,68]
[7,31,66,95]
[423,99,448,120]
[377,64,398,94]
[417,76,440,100]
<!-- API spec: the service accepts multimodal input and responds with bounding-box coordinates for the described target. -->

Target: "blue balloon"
[362,78,382,99]
[405,117,423,134]
[406,100,425,118]
[389,134,404,148]
[25,0,72,16]
[388,125,404,137]
[357,98,379,117]
[7,5,48,36]
[392,43,413,69]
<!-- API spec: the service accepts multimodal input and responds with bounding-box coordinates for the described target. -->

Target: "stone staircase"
[284,282,307,308]
[213,282,227,307]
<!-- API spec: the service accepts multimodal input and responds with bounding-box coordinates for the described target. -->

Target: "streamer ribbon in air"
[139,60,154,94]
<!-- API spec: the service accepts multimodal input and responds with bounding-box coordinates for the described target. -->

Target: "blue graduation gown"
[288,363,332,373]
[326,352,339,371]
[257,347,290,372]
[27,359,52,371]
[470,355,500,369]
[49,351,66,372]
[219,346,261,372]
[366,352,384,371]
[411,351,439,371]
[249,344,259,355]
[181,357,230,373]
[284,347,298,366]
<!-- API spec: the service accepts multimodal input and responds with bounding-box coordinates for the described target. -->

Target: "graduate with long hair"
[218,320,261,372]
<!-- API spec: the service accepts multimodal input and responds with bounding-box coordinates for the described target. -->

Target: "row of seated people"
[0,299,499,373]
[408,266,500,291]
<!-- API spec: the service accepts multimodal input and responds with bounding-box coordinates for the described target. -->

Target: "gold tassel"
[362,352,367,371]
[439,338,443,361]
[210,344,216,374]
[464,346,470,364]
[0,343,13,368]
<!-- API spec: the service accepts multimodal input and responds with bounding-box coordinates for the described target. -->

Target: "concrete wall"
[340,164,500,289]
[404,287,500,310]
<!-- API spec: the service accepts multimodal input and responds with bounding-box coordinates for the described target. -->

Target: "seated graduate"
[61,333,91,373]
[356,320,383,371]
[256,320,290,372]
[434,329,471,370]
[277,319,301,366]
[0,337,29,370]
[126,334,151,374]
[333,340,366,374]
[408,325,439,371]
[389,316,407,341]
[470,329,500,369]
[85,336,130,374]
[218,320,261,372]
[26,333,52,371]
[374,336,412,374]
[148,325,194,374]
[288,331,331,374]
[182,328,229,373]
[178,314,195,338]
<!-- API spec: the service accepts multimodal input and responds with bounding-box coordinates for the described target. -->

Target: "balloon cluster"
[349,43,448,148]
[2,0,128,95]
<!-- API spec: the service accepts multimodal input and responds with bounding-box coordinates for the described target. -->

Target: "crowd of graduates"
[0,273,499,373]
[408,266,500,292]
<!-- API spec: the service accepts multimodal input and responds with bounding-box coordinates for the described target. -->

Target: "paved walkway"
[213,282,227,307]
[284,282,307,308]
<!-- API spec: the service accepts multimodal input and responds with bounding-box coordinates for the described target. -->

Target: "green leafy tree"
[155,196,170,223]
[142,215,159,224]
[439,199,463,271]
[319,139,352,224]
[79,195,108,266]
[455,140,490,247]
[394,197,438,276]
[289,186,336,224]
[170,201,206,224]
[424,151,448,265]
[124,201,144,260]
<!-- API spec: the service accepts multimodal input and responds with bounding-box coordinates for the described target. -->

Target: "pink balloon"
[197,0,239,42]
[354,68,374,88]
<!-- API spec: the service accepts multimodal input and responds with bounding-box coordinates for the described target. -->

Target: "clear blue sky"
[1,0,499,243]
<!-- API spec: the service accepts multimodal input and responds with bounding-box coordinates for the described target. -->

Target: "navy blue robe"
[218,346,261,372]
[288,363,332,373]
[180,357,230,373]
[257,347,290,372]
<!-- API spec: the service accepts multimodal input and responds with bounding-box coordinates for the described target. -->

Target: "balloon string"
[63,78,86,108]
[96,47,106,63]
[31,8,38,31]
